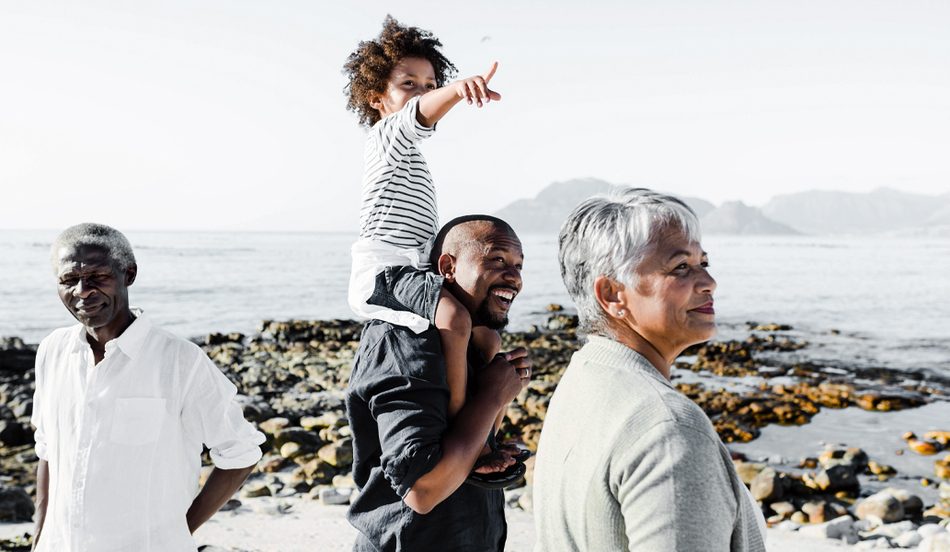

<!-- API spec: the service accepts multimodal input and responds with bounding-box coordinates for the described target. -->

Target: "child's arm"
[416,62,501,128]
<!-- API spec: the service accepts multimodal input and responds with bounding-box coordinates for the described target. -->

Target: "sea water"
[1,230,947,375]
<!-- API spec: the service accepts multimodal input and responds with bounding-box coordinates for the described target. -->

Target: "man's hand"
[403,346,531,515]
[478,347,531,408]
[451,62,502,107]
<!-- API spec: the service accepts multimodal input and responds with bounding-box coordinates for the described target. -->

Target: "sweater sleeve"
[613,421,738,551]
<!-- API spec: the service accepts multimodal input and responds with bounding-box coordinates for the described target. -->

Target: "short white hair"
[557,187,701,335]
[50,223,136,274]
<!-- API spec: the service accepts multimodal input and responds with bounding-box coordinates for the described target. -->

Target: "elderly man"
[30,223,265,551]
[346,215,531,552]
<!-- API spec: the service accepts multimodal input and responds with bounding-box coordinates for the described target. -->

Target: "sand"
[0,496,858,551]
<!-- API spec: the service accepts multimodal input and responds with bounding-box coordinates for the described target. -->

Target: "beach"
[1,313,948,550]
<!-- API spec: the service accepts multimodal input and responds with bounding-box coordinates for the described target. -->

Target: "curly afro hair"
[343,15,457,127]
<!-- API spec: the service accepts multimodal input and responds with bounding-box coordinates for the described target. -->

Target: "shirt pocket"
[110,397,167,445]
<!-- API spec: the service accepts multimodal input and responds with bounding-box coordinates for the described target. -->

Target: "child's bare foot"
[472,449,515,474]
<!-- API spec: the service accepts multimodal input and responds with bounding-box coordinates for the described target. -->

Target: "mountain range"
[494,178,950,236]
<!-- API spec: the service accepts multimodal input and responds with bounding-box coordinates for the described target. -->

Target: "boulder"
[855,491,904,523]
[0,485,34,522]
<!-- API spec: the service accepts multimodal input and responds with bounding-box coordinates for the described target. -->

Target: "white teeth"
[492,289,515,301]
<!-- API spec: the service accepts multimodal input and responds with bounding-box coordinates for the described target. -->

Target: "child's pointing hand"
[454,61,502,108]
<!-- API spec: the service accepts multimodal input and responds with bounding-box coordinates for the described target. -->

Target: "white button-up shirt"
[31,313,265,552]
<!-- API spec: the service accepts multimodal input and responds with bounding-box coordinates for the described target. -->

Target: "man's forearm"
[31,460,49,551]
[186,465,254,533]
[403,392,504,514]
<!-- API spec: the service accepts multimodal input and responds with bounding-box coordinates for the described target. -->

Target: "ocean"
[1,230,948,376]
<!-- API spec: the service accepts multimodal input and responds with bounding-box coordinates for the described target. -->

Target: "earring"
[617,309,626,318]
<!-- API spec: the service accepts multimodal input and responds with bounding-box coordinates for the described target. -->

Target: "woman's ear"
[593,275,628,320]
[437,253,456,282]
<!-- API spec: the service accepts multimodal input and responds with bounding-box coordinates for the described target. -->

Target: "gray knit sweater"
[533,336,766,551]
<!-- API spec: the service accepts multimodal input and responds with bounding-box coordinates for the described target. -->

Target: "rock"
[856,491,905,523]
[798,515,856,541]
[0,420,33,447]
[317,487,351,505]
[300,412,344,431]
[751,468,784,502]
[280,442,308,460]
[733,461,767,485]
[219,498,241,512]
[317,440,353,468]
[925,431,950,446]
[895,530,922,548]
[868,460,897,477]
[870,520,916,539]
[805,464,859,493]
[881,487,924,517]
[935,455,950,480]
[241,481,272,498]
[802,500,837,524]
[790,511,808,524]
[819,447,869,472]
[545,304,564,312]
[0,485,34,522]
[919,524,946,538]
[258,417,290,436]
[770,501,796,518]
[273,427,322,449]
[920,532,950,551]
[774,520,801,532]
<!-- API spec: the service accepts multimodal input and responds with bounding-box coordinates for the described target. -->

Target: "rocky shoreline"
[1,313,948,550]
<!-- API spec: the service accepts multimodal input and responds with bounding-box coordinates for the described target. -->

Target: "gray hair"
[557,187,701,336]
[50,223,136,273]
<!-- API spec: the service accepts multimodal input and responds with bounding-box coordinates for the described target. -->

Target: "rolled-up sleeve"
[182,352,264,469]
[373,96,436,166]
[31,339,49,461]
[364,332,448,497]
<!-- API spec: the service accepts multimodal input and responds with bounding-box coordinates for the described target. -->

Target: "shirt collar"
[69,307,151,360]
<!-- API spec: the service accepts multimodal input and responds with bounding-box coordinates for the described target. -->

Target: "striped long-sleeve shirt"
[359,96,438,253]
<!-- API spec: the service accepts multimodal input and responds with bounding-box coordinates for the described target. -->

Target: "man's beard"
[474,298,509,330]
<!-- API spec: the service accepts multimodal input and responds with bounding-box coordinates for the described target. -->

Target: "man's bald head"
[430,215,516,267]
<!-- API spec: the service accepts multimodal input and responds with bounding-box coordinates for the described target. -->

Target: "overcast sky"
[2,1,948,231]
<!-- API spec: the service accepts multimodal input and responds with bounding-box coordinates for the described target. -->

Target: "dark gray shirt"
[345,320,507,552]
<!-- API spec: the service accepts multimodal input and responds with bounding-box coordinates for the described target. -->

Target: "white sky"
[1,0,948,231]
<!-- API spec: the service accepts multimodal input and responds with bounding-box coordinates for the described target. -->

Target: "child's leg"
[435,288,471,419]
[470,326,506,432]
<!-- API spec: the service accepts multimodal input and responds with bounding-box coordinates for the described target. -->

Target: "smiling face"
[619,226,717,358]
[56,244,136,335]
[370,56,437,120]
[440,224,524,330]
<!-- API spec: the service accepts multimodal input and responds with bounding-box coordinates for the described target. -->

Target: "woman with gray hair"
[533,188,766,551]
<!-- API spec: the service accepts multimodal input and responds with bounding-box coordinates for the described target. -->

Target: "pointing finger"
[483,61,498,82]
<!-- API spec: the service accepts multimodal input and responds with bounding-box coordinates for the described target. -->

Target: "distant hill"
[762,188,950,235]
[494,178,715,234]
[700,201,799,235]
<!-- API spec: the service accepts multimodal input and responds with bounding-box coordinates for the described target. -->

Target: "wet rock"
[819,447,869,473]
